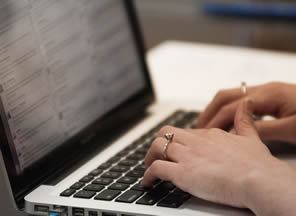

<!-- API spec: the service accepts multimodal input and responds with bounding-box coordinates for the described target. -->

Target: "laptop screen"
[0,0,152,202]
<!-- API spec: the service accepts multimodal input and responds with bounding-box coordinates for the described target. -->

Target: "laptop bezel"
[0,0,155,208]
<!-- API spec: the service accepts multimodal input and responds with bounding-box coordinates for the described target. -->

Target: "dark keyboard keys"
[70,182,85,190]
[83,184,104,192]
[101,172,121,179]
[117,176,137,185]
[116,190,144,203]
[74,190,96,199]
[89,169,103,176]
[136,182,174,205]
[110,166,130,173]
[95,189,121,201]
[98,163,112,170]
[118,160,138,167]
[126,170,144,178]
[92,178,113,185]
[157,192,191,208]
[108,183,129,191]
[60,189,76,197]
[79,175,94,183]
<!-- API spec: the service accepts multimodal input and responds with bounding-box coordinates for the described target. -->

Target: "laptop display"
[0,0,152,204]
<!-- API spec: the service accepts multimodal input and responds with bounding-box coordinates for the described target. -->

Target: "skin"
[197,82,296,144]
[142,82,296,216]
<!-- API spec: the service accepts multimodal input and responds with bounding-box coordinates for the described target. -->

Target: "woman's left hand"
[142,99,277,209]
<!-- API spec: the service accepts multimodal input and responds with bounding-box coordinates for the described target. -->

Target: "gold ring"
[241,82,247,96]
[163,133,174,160]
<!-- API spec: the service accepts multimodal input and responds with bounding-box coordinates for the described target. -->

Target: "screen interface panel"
[0,0,145,175]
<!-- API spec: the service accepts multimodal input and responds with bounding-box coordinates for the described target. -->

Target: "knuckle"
[151,138,161,150]
[159,125,174,135]
[208,128,225,136]
[150,160,161,173]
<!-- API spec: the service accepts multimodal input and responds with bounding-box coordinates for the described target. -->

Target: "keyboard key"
[95,189,121,201]
[108,183,129,191]
[131,183,151,192]
[116,150,130,158]
[159,182,175,191]
[126,170,144,178]
[98,163,112,170]
[157,192,191,208]
[60,189,76,197]
[115,190,144,203]
[101,172,121,179]
[174,188,186,193]
[92,178,113,185]
[89,169,103,176]
[83,184,104,192]
[135,148,148,155]
[136,193,159,206]
[110,166,130,173]
[127,153,145,161]
[70,182,85,190]
[117,176,137,185]
[107,156,121,164]
[134,164,146,172]
[79,175,94,183]
[118,160,138,167]
[74,190,96,199]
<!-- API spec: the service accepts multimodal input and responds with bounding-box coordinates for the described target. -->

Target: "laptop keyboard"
[60,110,198,208]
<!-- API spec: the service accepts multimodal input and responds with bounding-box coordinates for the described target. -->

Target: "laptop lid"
[0,0,154,208]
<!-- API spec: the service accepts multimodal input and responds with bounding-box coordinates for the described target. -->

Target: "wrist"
[242,157,296,216]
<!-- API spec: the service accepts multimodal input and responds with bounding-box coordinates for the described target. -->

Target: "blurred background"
[135,0,296,52]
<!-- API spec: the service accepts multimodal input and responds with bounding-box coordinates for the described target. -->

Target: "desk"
[148,41,296,167]
[148,41,296,110]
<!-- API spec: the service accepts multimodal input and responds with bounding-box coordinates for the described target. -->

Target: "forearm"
[243,158,296,216]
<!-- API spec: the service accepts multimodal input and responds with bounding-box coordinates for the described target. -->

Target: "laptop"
[0,1,253,216]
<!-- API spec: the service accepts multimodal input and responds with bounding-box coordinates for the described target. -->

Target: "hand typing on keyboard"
[142,97,296,216]
[197,82,296,144]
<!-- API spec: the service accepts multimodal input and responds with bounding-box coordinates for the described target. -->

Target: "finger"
[255,116,296,144]
[205,100,240,129]
[157,125,195,145]
[142,160,179,187]
[144,138,188,168]
[234,98,259,138]
[197,87,257,128]
[185,128,208,134]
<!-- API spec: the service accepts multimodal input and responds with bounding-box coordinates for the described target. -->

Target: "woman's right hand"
[197,82,296,144]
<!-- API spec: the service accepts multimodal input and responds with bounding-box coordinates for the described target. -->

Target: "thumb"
[234,99,259,138]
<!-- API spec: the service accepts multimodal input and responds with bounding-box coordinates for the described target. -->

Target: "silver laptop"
[0,1,252,216]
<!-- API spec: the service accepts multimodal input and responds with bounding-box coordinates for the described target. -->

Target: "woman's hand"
[197,82,296,144]
[142,99,296,215]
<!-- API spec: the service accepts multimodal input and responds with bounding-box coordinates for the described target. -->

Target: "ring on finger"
[241,82,247,96]
[163,133,174,160]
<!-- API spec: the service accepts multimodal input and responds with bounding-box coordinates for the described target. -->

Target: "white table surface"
[148,41,296,110]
